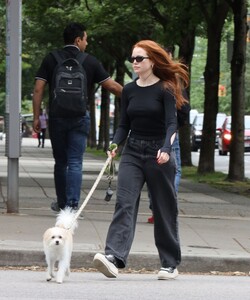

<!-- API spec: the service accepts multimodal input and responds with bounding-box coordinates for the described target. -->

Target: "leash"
[104,156,115,202]
[67,155,113,230]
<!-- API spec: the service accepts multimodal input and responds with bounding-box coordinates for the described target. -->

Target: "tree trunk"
[178,29,196,166]
[228,0,247,181]
[198,0,230,174]
[198,32,220,173]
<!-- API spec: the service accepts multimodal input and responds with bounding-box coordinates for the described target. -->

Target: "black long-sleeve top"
[112,80,177,154]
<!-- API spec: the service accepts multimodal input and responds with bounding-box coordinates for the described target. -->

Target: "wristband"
[108,143,118,151]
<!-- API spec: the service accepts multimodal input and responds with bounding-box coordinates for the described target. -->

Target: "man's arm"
[32,79,46,133]
[101,78,123,98]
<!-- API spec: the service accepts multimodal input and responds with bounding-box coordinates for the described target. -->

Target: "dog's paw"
[46,271,55,281]
[56,273,64,283]
[46,276,52,281]
[56,278,63,284]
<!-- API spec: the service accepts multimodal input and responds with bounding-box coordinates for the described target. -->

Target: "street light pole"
[5,0,22,213]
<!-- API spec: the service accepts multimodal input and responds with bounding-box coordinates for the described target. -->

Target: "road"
[192,150,250,179]
[0,270,249,300]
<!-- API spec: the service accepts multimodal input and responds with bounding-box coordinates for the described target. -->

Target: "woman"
[93,40,189,280]
[38,109,48,148]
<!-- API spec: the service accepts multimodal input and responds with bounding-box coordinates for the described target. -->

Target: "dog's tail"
[55,207,78,234]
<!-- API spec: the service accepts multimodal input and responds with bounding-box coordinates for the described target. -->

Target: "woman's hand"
[107,143,118,158]
[157,150,170,165]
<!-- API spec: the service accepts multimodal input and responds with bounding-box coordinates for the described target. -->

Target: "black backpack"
[50,50,88,117]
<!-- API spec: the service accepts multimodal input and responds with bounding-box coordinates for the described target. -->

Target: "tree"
[226,0,248,181]
[197,0,230,174]
[174,1,198,166]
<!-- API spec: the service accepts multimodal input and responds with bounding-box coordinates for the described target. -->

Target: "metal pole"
[5,0,22,213]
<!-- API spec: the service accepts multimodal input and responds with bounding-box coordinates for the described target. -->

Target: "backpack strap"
[51,50,64,64]
[75,51,88,65]
[51,49,88,65]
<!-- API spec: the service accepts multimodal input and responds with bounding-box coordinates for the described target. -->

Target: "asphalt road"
[0,270,249,300]
[192,151,250,179]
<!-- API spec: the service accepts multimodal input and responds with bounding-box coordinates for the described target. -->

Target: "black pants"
[38,128,46,146]
[105,137,181,268]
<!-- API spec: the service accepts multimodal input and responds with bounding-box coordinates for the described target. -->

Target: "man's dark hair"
[63,22,86,45]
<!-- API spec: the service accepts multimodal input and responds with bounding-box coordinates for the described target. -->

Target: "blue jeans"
[48,112,90,209]
[105,137,180,268]
[172,133,181,193]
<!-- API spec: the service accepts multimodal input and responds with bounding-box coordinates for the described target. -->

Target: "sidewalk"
[0,138,250,273]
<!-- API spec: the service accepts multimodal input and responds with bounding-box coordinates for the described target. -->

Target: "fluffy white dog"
[43,208,78,283]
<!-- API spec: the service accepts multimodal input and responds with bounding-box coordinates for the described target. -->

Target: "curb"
[1,250,249,273]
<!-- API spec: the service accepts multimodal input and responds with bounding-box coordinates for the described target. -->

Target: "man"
[33,22,122,212]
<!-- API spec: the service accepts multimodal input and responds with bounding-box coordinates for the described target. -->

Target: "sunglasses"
[128,56,149,63]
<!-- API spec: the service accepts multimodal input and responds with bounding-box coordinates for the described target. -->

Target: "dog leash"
[67,154,113,230]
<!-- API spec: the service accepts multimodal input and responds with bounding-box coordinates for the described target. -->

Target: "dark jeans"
[105,137,181,268]
[48,112,90,209]
[148,132,181,210]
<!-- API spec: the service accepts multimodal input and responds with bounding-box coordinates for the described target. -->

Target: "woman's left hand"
[107,143,118,158]
[157,150,170,165]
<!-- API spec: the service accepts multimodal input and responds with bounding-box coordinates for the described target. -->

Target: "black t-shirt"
[35,45,110,110]
[112,80,177,154]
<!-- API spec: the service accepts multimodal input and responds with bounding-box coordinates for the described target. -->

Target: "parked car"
[21,113,34,137]
[215,113,227,148]
[189,109,199,125]
[218,115,250,156]
[191,112,227,151]
[190,113,204,151]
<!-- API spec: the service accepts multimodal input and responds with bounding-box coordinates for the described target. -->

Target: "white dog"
[43,208,78,283]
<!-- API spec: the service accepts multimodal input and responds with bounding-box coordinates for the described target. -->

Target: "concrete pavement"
[0,137,250,273]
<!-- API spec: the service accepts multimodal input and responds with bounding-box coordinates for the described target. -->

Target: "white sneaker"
[157,267,178,280]
[93,253,118,278]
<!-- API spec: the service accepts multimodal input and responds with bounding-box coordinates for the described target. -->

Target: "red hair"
[133,40,189,109]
